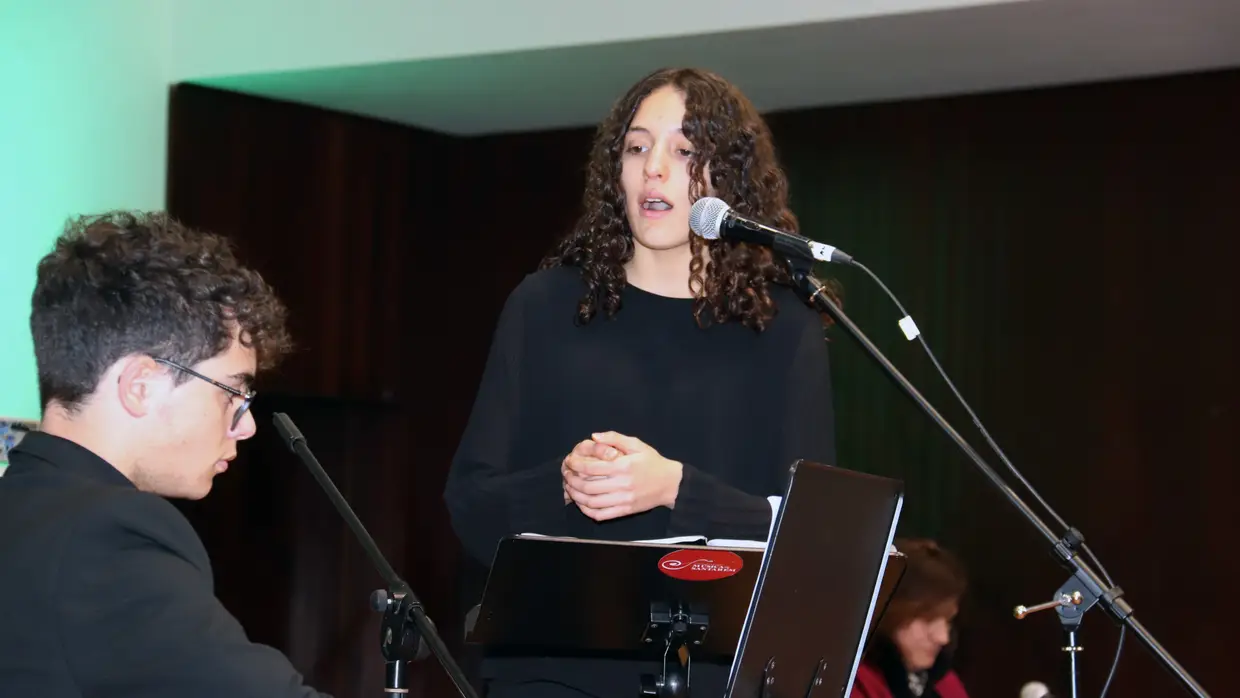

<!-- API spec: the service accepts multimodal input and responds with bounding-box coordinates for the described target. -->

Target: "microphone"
[688,196,854,266]
[1020,681,1056,698]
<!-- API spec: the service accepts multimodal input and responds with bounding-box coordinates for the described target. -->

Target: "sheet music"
[521,496,784,549]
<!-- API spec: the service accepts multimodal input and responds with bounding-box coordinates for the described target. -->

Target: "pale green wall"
[0,1,169,425]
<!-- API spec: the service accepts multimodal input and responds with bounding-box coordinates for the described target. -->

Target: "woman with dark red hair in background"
[852,538,971,698]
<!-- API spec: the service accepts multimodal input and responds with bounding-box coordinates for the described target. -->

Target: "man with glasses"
[0,211,332,697]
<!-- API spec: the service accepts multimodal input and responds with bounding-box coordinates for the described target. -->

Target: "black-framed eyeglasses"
[154,358,256,432]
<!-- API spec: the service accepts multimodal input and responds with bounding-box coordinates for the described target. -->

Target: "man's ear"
[114,356,167,419]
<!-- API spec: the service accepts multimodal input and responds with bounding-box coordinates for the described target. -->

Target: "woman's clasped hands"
[561,431,683,521]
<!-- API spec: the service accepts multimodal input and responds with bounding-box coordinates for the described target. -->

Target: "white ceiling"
[186,0,1240,135]
[169,0,1011,78]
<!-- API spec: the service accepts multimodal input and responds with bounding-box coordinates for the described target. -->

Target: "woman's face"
[892,604,956,672]
[619,85,710,255]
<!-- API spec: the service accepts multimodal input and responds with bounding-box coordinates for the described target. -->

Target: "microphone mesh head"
[688,197,730,240]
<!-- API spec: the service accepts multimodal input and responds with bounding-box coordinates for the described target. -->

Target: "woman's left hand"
[562,431,683,522]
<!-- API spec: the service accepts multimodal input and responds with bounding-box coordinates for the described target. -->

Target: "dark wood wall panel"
[766,70,1239,696]
[166,68,1239,698]
[167,84,438,403]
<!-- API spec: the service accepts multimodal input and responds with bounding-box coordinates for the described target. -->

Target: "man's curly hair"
[30,211,293,411]
[541,66,839,330]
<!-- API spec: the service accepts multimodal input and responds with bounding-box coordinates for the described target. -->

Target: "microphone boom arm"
[784,259,1209,697]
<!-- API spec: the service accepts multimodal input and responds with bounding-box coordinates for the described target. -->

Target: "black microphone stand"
[784,258,1209,698]
[272,413,481,698]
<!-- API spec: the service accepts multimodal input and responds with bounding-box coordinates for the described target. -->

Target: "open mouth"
[642,197,673,212]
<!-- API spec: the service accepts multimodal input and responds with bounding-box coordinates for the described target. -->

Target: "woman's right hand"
[562,439,621,504]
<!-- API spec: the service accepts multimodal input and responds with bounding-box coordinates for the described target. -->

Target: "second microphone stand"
[273,413,480,698]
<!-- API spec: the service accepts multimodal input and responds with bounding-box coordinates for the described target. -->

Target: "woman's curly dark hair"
[30,210,293,411]
[540,66,839,330]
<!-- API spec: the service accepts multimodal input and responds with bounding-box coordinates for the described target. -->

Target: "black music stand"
[723,461,905,698]
[466,460,905,698]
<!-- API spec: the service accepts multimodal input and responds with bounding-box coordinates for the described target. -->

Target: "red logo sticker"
[657,549,744,581]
